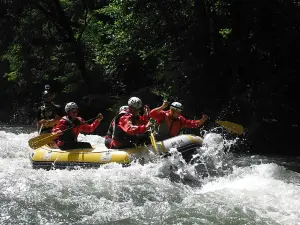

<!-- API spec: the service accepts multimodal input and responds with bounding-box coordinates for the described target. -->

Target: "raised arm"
[181,114,209,128]
[78,113,103,133]
[149,101,169,121]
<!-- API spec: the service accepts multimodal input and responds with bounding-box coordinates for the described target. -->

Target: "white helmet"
[170,102,183,111]
[128,97,142,109]
[119,105,129,113]
[65,102,78,113]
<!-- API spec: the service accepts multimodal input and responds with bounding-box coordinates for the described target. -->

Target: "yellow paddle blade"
[150,133,159,153]
[216,120,245,135]
[28,133,59,150]
[43,120,59,128]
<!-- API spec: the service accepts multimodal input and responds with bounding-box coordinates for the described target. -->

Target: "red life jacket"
[157,111,182,140]
[112,111,138,147]
[55,116,81,145]
[53,116,100,147]
[150,109,202,141]
[110,110,149,148]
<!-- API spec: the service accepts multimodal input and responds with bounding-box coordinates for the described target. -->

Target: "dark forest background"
[0,0,299,155]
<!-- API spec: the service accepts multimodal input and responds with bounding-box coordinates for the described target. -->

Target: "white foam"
[182,163,300,225]
[0,130,300,224]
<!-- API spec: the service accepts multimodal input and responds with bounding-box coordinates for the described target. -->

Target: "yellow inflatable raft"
[29,145,130,169]
[29,134,203,169]
[123,134,203,160]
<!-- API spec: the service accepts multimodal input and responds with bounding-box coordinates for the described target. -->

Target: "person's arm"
[139,114,149,125]
[149,101,169,120]
[181,115,209,128]
[78,114,103,133]
[119,115,150,135]
[149,102,169,122]
[52,119,68,133]
[197,115,209,127]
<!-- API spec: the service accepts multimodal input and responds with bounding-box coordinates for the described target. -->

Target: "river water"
[0,126,300,225]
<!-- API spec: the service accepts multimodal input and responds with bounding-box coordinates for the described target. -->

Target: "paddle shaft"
[38,124,43,135]
[216,120,244,135]
[145,107,153,133]
[203,106,245,135]
[145,107,159,153]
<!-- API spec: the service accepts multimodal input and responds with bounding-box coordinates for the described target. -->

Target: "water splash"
[188,163,300,225]
[187,132,238,179]
[0,129,300,224]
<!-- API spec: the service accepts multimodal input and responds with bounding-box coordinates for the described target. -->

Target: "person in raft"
[37,85,63,134]
[52,102,103,150]
[104,105,129,148]
[109,97,153,149]
[149,100,208,141]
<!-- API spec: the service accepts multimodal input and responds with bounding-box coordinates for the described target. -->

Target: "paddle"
[37,118,60,135]
[43,119,59,128]
[216,120,245,135]
[38,124,43,135]
[28,116,100,150]
[200,107,245,135]
[162,97,245,136]
[145,106,159,153]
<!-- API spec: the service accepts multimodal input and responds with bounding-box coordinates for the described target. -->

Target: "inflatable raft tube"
[123,134,203,162]
[30,145,130,170]
[30,134,203,169]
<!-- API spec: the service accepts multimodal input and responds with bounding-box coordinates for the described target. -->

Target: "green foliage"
[2,44,23,82]
[0,0,299,127]
[219,28,232,39]
[88,0,197,96]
